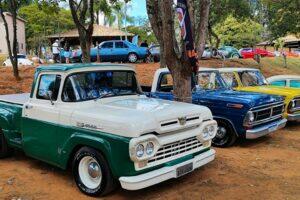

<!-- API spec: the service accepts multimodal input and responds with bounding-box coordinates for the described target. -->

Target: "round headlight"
[248,111,255,122]
[136,144,144,158]
[291,101,296,108]
[203,127,209,139]
[146,142,154,155]
[208,126,215,136]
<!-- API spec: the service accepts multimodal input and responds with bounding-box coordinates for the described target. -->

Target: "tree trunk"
[208,23,220,48]
[171,62,192,103]
[11,3,19,79]
[147,0,208,103]
[0,0,19,79]
[69,0,94,63]
[196,0,210,59]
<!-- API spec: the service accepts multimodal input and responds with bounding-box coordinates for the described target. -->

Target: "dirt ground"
[0,61,300,200]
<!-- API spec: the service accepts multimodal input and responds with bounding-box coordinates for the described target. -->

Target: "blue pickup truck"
[142,68,287,147]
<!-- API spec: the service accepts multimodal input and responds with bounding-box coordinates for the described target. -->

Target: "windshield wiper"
[94,92,115,101]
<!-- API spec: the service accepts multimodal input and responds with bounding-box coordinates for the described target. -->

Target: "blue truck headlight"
[244,111,255,126]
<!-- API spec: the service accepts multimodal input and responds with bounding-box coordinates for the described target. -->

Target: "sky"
[130,0,147,18]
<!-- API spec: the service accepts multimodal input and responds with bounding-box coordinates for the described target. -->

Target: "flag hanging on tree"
[176,0,199,73]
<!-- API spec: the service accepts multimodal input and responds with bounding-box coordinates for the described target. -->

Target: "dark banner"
[176,0,199,72]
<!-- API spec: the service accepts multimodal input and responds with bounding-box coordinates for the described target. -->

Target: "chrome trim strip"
[250,101,285,110]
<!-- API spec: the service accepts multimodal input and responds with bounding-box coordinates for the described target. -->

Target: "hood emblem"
[178,117,187,126]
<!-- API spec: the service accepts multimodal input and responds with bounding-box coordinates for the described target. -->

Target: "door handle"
[25,104,33,109]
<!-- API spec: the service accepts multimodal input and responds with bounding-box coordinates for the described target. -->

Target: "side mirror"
[46,91,54,105]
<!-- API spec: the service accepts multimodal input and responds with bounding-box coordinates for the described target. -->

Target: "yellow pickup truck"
[218,68,300,121]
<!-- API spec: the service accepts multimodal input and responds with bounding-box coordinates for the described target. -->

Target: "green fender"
[58,130,137,178]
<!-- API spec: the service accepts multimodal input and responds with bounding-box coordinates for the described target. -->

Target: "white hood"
[71,96,213,138]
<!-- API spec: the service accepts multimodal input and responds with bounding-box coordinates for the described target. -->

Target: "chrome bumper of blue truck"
[246,118,287,139]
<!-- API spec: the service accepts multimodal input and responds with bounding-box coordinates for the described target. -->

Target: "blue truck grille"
[252,102,284,126]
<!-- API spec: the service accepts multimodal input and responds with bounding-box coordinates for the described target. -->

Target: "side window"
[101,42,114,49]
[290,80,300,88]
[158,73,173,92]
[37,74,61,101]
[220,72,238,88]
[62,77,78,102]
[271,80,286,87]
[115,42,125,48]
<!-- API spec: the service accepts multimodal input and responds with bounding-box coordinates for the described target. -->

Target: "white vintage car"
[267,75,300,88]
[0,63,217,196]
[2,54,34,67]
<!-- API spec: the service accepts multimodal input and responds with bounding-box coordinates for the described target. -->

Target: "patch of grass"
[260,57,300,74]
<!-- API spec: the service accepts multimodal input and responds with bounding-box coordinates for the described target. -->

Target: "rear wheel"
[128,53,138,63]
[72,147,117,196]
[0,129,13,158]
[212,121,237,147]
[231,54,240,59]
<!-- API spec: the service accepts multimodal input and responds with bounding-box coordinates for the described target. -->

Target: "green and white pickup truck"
[0,64,217,196]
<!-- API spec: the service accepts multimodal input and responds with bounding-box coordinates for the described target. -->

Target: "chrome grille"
[148,136,202,164]
[161,116,200,127]
[251,102,284,126]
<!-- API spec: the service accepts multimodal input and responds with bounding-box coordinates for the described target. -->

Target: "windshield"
[62,70,141,102]
[238,71,268,86]
[196,71,227,90]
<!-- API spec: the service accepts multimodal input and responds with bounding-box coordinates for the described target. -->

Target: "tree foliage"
[126,17,157,44]
[214,15,263,48]
[261,0,300,38]
[19,3,75,51]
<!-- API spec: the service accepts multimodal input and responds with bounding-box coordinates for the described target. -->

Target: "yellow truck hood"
[237,85,300,99]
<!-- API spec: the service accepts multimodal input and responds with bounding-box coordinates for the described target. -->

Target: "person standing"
[64,42,71,64]
[140,40,149,48]
[52,39,60,63]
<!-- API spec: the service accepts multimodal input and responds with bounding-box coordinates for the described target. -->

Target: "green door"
[22,73,62,166]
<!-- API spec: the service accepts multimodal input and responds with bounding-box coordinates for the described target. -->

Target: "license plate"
[176,163,193,177]
[268,124,278,132]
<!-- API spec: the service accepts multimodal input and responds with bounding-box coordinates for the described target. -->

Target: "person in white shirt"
[52,39,60,63]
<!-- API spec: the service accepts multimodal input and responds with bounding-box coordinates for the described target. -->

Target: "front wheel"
[72,147,117,196]
[128,53,138,63]
[0,129,13,158]
[212,121,237,147]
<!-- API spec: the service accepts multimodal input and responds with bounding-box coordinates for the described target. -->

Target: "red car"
[239,48,275,59]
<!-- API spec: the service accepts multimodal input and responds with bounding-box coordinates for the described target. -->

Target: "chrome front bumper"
[287,113,300,121]
[119,149,216,191]
[246,118,287,139]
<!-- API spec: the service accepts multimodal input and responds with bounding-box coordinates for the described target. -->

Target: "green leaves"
[214,15,263,48]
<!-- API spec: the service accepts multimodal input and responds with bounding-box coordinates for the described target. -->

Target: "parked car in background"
[267,75,300,88]
[2,54,34,67]
[149,45,160,62]
[293,48,300,56]
[0,63,217,196]
[218,68,300,122]
[72,40,149,63]
[239,48,275,59]
[202,47,213,59]
[142,68,286,147]
[218,46,242,59]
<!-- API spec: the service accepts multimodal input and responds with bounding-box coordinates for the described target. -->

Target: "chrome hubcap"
[216,127,227,138]
[78,156,102,189]
[88,162,101,179]
[129,54,137,62]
